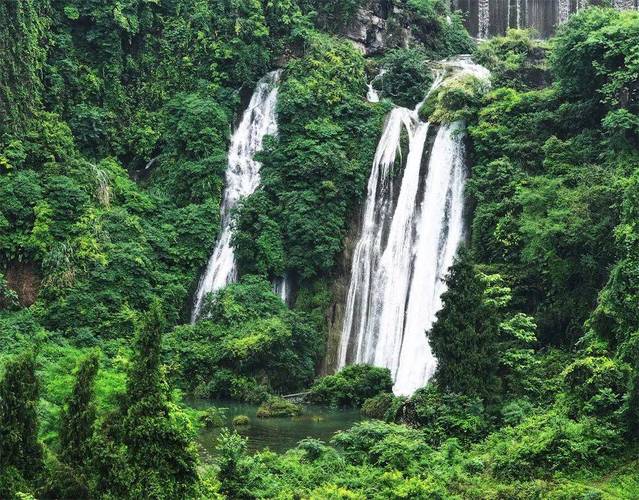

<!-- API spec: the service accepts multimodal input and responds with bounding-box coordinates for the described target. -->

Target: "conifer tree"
[428,248,501,401]
[60,351,100,468]
[0,351,43,480]
[120,300,200,498]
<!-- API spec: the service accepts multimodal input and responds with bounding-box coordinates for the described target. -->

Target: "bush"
[232,415,250,426]
[256,396,302,418]
[200,407,226,429]
[307,365,393,407]
[483,411,624,480]
[393,385,489,446]
[374,48,434,108]
[331,420,430,471]
[361,393,397,420]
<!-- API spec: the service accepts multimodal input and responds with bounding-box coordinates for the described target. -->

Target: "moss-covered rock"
[232,415,250,426]
[256,396,302,418]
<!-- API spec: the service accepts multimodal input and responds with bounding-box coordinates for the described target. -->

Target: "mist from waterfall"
[191,71,282,322]
[338,57,489,396]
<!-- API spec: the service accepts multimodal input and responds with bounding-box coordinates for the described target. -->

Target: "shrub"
[256,396,302,418]
[331,420,430,471]
[233,415,250,426]
[200,407,226,429]
[307,365,393,407]
[393,385,489,446]
[484,411,624,480]
[361,393,397,420]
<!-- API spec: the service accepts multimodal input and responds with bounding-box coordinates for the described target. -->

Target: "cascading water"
[558,0,570,23]
[479,0,491,38]
[273,274,291,305]
[338,57,489,396]
[191,71,281,322]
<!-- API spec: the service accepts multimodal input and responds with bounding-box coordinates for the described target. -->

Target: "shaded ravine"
[192,71,282,322]
[337,57,489,396]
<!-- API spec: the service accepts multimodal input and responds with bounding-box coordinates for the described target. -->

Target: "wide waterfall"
[191,71,281,322]
[338,57,489,396]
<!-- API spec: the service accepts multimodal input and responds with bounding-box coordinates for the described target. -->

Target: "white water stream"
[192,71,282,322]
[338,57,489,395]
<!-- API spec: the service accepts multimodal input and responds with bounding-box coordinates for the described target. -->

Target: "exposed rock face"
[5,261,40,307]
[341,0,410,56]
[322,211,362,375]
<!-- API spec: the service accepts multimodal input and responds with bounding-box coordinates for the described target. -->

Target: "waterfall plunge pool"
[188,400,362,458]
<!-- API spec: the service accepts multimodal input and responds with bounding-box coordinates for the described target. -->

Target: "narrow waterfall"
[273,274,291,305]
[479,0,491,38]
[191,71,281,322]
[517,0,524,28]
[338,57,489,396]
[558,0,570,23]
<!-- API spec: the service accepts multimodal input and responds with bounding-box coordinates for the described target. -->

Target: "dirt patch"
[5,261,41,307]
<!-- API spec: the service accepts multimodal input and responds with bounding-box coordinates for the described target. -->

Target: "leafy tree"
[0,351,42,494]
[59,351,100,469]
[120,301,199,497]
[429,248,501,401]
[307,364,393,407]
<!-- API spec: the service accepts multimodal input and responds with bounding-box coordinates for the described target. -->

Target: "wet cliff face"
[453,0,637,38]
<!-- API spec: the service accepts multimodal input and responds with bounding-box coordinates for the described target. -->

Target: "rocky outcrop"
[5,261,40,307]
[341,0,411,56]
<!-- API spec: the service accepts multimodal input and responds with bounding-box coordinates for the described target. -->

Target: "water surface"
[191,400,361,457]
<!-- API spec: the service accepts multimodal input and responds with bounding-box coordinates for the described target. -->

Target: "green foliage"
[59,351,99,470]
[562,356,630,423]
[234,32,384,280]
[361,392,397,420]
[331,420,431,472]
[429,248,501,401]
[92,301,200,499]
[420,73,489,123]
[307,364,393,407]
[232,415,250,426]
[468,20,638,344]
[475,29,549,90]
[165,276,322,401]
[552,8,639,143]
[301,0,364,31]
[200,406,226,428]
[0,0,48,135]
[0,351,42,497]
[256,396,302,418]
[480,411,623,480]
[393,385,489,446]
[375,48,434,108]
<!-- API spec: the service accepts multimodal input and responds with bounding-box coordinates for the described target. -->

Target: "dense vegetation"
[1,0,639,498]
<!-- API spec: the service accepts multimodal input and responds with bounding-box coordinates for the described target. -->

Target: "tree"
[428,248,501,401]
[119,300,200,498]
[60,351,100,469]
[0,351,42,491]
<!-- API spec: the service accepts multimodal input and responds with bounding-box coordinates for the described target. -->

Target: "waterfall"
[191,70,282,322]
[366,69,386,103]
[479,0,490,38]
[558,0,570,24]
[273,274,291,305]
[614,0,636,9]
[517,0,524,28]
[338,57,489,396]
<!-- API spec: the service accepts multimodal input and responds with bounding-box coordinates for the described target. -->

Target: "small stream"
[190,400,362,456]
